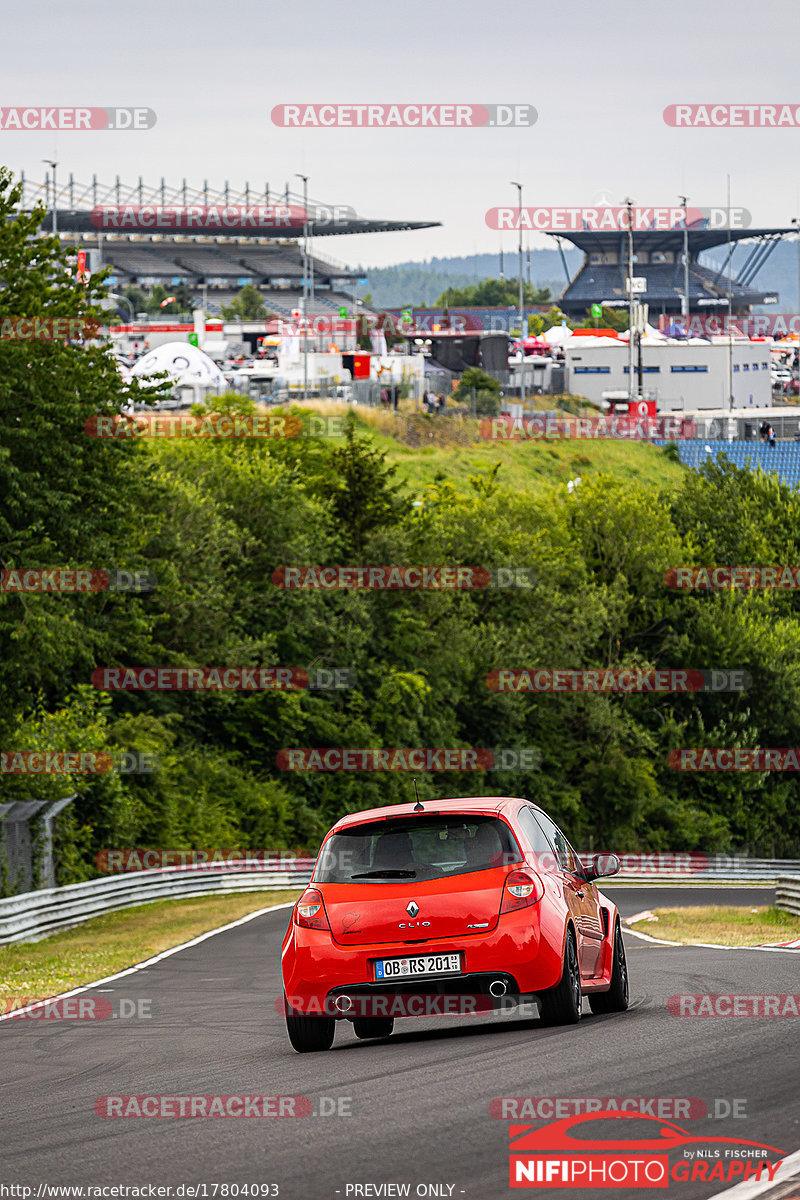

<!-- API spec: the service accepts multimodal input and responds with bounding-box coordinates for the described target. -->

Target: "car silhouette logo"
[406,901,419,917]
[509,1112,784,1156]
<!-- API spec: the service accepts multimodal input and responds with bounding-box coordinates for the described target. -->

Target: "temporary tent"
[542,323,573,346]
[130,342,226,388]
[617,323,669,344]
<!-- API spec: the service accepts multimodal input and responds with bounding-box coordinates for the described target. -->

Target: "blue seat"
[670,440,800,488]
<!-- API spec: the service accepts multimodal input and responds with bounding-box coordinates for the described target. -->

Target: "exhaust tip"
[334,994,354,1013]
[489,979,507,998]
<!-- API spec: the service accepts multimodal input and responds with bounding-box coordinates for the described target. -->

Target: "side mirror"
[586,853,621,882]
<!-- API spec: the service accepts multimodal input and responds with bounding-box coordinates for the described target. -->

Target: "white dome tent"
[542,322,572,346]
[130,341,226,405]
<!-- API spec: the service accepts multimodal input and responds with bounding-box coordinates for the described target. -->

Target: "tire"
[589,920,629,1014]
[539,929,582,1025]
[352,1017,394,1040]
[285,999,335,1053]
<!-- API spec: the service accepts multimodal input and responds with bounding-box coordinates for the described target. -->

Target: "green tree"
[436,279,551,307]
[452,367,502,415]
[142,283,195,316]
[317,413,410,554]
[0,167,170,736]
[120,285,148,317]
[578,305,629,332]
[527,306,575,337]
[170,282,196,313]
[221,284,269,321]
[145,283,170,314]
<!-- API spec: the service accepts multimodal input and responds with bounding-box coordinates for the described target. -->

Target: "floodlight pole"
[42,160,57,234]
[792,217,800,373]
[679,194,690,321]
[511,181,525,407]
[296,173,309,399]
[624,198,635,401]
[727,176,734,426]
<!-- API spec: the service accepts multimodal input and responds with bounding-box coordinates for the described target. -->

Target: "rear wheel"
[285,998,335,1053]
[588,920,629,1014]
[538,929,581,1025]
[353,1017,394,1040]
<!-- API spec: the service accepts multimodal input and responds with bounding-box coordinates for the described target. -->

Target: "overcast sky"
[3,0,800,269]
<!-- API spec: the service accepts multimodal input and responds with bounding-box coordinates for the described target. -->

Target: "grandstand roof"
[553,227,791,316]
[551,227,797,254]
[18,172,439,240]
[49,210,440,239]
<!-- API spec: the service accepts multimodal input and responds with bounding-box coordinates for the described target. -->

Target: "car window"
[529,809,579,874]
[314,814,522,882]
[516,806,558,872]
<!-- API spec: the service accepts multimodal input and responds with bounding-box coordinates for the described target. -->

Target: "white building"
[564,338,771,412]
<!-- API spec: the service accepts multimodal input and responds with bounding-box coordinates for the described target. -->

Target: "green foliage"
[166,282,197,314]
[144,283,191,315]
[120,285,148,317]
[578,305,630,332]
[316,413,411,554]
[527,307,575,336]
[452,368,502,415]
[221,284,269,321]
[3,170,800,882]
[452,368,500,400]
[436,278,551,307]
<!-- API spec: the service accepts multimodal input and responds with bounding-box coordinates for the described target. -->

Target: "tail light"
[294,888,330,930]
[500,870,544,914]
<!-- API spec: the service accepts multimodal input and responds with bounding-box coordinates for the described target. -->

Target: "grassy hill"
[293,403,688,496]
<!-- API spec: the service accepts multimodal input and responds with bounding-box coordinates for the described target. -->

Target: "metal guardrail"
[595,857,800,885]
[0,862,313,945]
[1,857,799,946]
[775,875,800,916]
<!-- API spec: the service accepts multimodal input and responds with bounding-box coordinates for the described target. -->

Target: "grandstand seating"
[104,239,340,286]
[234,248,304,277]
[96,232,361,318]
[200,288,358,318]
[660,439,800,488]
[105,246,186,276]
[562,262,758,310]
[168,248,250,275]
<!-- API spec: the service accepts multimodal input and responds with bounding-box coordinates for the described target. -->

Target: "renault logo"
[406,901,419,917]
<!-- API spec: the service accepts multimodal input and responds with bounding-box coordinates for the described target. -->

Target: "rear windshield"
[314,814,522,883]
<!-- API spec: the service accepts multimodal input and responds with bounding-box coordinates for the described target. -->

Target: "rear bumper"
[282,910,565,1015]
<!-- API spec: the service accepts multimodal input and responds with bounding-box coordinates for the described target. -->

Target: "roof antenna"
[412,778,424,811]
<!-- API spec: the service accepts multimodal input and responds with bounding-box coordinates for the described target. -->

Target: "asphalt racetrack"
[1,887,797,1200]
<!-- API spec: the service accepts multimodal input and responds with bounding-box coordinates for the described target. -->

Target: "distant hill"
[701,240,799,310]
[358,241,799,311]
[357,249,581,308]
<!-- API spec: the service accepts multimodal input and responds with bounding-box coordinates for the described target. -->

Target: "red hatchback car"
[281,797,628,1052]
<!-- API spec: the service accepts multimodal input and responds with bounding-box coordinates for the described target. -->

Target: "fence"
[0,862,313,945]
[2,856,799,945]
[593,856,800,885]
[684,414,800,442]
[776,875,800,917]
[488,364,566,397]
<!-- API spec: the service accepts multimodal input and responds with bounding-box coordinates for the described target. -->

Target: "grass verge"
[634,905,800,946]
[0,889,302,1005]
[285,403,688,496]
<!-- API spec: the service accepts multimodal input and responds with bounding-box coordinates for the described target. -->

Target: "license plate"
[373,953,462,981]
